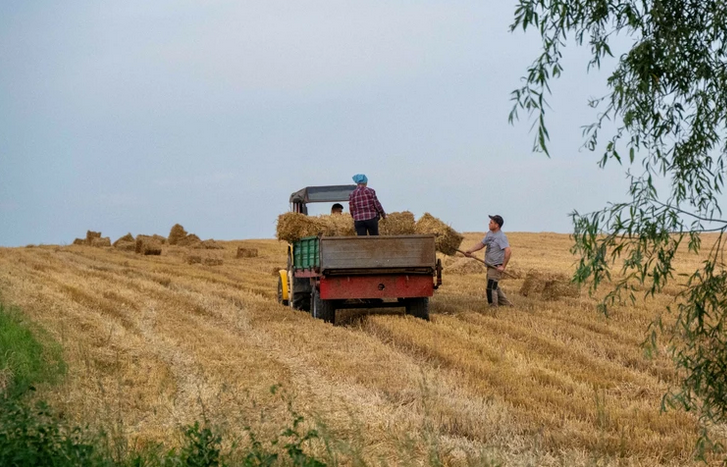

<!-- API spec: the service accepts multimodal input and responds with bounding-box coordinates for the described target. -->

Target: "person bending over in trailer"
[349,174,386,236]
[463,215,513,307]
[331,203,344,215]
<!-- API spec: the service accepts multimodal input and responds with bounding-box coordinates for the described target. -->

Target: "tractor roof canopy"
[289,185,357,204]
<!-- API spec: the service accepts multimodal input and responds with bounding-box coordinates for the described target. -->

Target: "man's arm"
[498,246,512,271]
[464,242,485,257]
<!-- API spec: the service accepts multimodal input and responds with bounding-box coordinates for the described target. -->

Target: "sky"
[1,0,637,247]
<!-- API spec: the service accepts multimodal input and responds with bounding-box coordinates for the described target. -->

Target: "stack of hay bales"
[236,247,258,258]
[177,234,202,248]
[276,212,331,242]
[72,230,111,247]
[135,235,162,256]
[276,211,464,250]
[113,233,136,251]
[414,213,464,255]
[152,234,167,245]
[379,211,416,235]
[519,270,580,300]
[168,224,188,245]
[90,237,111,247]
[197,239,224,250]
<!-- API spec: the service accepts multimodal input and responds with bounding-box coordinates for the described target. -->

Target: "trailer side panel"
[320,235,436,271]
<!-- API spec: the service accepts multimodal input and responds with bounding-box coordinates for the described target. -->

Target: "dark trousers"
[354,217,379,236]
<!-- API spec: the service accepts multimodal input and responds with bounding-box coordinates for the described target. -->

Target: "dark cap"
[488,215,504,227]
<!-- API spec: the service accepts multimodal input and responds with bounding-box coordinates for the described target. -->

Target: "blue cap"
[352,174,368,184]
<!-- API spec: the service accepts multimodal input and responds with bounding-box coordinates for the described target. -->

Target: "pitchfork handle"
[455,249,516,279]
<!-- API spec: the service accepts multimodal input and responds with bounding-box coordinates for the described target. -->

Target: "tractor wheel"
[291,277,311,312]
[277,275,289,306]
[311,288,335,323]
[405,297,430,321]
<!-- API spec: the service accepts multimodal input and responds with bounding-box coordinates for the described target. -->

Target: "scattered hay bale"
[73,238,86,245]
[445,257,487,275]
[135,236,162,256]
[199,239,224,249]
[236,247,258,258]
[152,234,168,245]
[178,234,202,247]
[113,233,134,247]
[185,255,202,264]
[519,270,579,300]
[276,212,329,242]
[203,257,224,266]
[414,213,464,256]
[168,224,188,245]
[86,230,101,242]
[90,237,111,247]
[115,240,136,251]
[379,211,416,235]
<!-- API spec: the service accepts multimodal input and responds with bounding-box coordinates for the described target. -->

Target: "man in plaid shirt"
[349,174,386,236]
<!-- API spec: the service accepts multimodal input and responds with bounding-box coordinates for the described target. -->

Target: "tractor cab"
[289,185,357,215]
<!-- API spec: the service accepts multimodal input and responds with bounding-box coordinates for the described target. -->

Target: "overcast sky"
[1,0,638,247]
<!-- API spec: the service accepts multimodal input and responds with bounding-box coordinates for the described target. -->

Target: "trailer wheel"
[277,275,289,306]
[405,297,429,321]
[291,277,311,312]
[311,288,335,323]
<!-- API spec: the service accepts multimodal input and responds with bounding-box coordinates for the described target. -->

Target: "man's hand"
[464,251,473,258]
[496,265,505,272]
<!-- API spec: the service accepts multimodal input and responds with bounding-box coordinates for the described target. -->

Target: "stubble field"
[0,232,720,466]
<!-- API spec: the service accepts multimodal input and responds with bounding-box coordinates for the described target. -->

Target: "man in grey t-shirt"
[463,214,513,307]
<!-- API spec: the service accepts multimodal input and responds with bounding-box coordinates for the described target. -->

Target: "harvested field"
[0,232,722,466]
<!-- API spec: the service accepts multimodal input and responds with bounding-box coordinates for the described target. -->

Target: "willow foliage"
[510,0,727,458]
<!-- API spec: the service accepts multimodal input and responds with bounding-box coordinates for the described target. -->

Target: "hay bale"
[519,270,579,300]
[152,234,168,245]
[323,214,356,236]
[203,257,224,266]
[379,211,416,235]
[414,213,463,256]
[91,237,111,247]
[200,239,224,249]
[113,233,134,247]
[236,247,258,258]
[168,224,188,245]
[72,238,86,245]
[114,240,136,251]
[86,230,101,242]
[276,212,329,242]
[177,234,202,247]
[185,255,202,264]
[136,236,162,255]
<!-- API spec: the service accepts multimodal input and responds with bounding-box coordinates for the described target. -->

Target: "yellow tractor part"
[278,269,289,303]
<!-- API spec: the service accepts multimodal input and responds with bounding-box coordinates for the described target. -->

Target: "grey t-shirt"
[482,230,509,266]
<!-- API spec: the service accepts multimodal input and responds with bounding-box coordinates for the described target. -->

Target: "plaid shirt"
[348,185,385,221]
